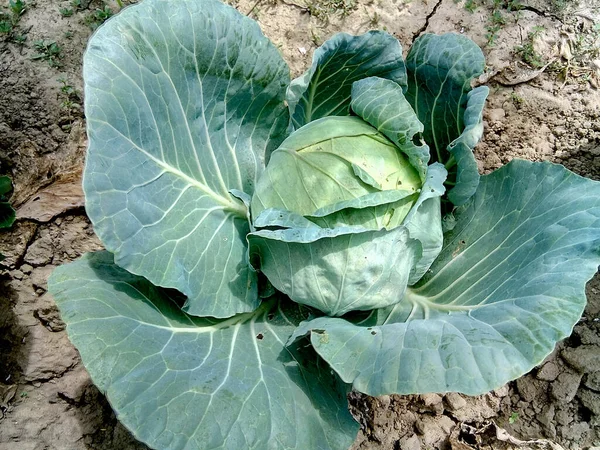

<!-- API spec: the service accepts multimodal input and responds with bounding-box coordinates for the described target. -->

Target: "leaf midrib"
[91,118,247,217]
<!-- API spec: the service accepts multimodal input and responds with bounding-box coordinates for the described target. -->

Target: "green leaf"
[0,175,13,198]
[0,202,16,229]
[248,226,422,316]
[403,163,447,284]
[83,0,290,317]
[350,77,430,181]
[405,33,487,206]
[287,31,407,129]
[446,86,488,206]
[48,252,358,450]
[0,177,15,229]
[291,160,600,395]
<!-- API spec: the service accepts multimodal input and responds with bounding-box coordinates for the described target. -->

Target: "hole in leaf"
[411,132,424,147]
[256,333,264,340]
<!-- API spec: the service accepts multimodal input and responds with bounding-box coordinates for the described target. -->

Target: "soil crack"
[411,0,443,43]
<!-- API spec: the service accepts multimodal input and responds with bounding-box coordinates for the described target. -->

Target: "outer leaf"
[48,252,358,450]
[83,0,290,317]
[287,31,407,129]
[405,33,486,205]
[248,226,421,316]
[291,160,600,395]
[446,86,489,205]
[350,77,429,181]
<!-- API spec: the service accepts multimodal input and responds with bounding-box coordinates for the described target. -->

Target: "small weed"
[486,23,502,47]
[64,30,74,39]
[11,31,24,43]
[310,28,322,47]
[0,0,28,43]
[32,39,62,67]
[305,0,356,22]
[59,7,74,17]
[464,0,477,13]
[515,26,546,68]
[8,0,25,17]
[0,19,11,33]
[509,411,519,424]
[365,8,379,28]
[485,3,508,47]
[490,9,506,26]
[506,0,522,11]
[510,92,523,107]
[70,0,83,10]
[85,4,113,30]
[20,391,28,398]
[58,76,79,98]
[57,77,81,122]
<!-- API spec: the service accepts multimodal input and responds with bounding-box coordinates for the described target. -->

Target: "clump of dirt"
[1,0,599,449]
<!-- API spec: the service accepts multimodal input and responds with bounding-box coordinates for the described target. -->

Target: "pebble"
[577,389,600,416]
[445,392,467,411]
[11,270,24,280]
[537,361,560,381]
[398,434,420,450]
[562,346,599,373]
[551,371,583,403]
[421,393,444,414]
[583,372,600,391]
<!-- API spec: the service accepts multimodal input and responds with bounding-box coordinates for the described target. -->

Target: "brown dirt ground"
[0,0,599,449]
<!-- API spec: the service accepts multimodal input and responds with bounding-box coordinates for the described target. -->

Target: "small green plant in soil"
[305,0,356,22]
[461,1,524,47]
[84,4,113,30]
[509,91,524,107]
[486,8,506,46]
[59,7,74,17]
[8,0,25,17]
[32,39,62,67]
[0,175,16,264]
[515,26,546,68]
[0,0,27,43]
[57,77,81,124]
[0,176,15,230]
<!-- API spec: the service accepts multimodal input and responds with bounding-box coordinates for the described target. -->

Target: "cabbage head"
[249,114,443,316]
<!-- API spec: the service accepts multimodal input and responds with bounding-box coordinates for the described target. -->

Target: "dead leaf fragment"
[16,177,84,223]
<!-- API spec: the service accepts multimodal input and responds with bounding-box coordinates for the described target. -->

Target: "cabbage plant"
[48,0,600,449]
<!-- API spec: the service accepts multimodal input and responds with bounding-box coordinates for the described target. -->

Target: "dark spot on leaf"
[371,330,377,335]
[460,240,466,245]
[256,333,264,340]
